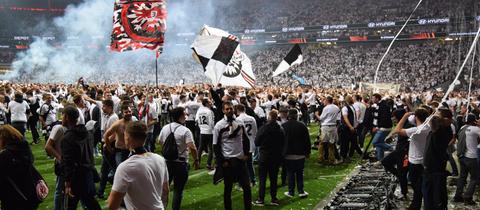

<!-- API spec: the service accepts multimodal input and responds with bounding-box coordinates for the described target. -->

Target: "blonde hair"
[0,125,23,144]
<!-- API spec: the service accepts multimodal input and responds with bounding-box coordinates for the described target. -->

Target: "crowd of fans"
[250,40,478,91]
[218,0,478,30]
[3,40,478,92]
[1,81,480,209]
[0,51,15,64]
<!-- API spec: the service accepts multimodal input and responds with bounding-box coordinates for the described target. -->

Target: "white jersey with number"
[236,113,257,153]
[185,100,201,121]
[195,106,215,135]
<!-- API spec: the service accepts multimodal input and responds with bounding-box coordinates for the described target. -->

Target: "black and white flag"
[272,44,303,77]
[191,25,255,88]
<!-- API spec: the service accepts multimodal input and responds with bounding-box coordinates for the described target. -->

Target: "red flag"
[110,0,167,56]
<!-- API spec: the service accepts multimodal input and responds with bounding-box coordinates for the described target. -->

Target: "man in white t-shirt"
[454,114,480,204]
[96,99,119,199]
[339,95,360,162]
[236,104,258,185]
[71,94,87,125]
[8,93,30,137]
[195,98,215,169]
[158,107,199,210]
[392,108,430,210]
[39,94,59,141]
[185,93,201,146]
[318,96,340,164]
[108,121,169,210]
[45,122,67,210]
[139,95,158,152]
[353,95,367,147]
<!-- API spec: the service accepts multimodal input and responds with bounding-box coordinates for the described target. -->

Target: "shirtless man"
[104,104,136,166]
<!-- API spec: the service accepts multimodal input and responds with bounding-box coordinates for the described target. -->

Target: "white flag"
[191,25,255,88]
[272,44,303,77]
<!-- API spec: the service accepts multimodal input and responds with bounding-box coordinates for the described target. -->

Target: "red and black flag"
[110,0,167,57]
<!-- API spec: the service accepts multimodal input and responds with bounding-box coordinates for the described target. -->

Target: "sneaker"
[252,200,264,206]
[464,198,476,205]
[453,196,464,203]
[299,191,309,198]
[208,169,216,175]
[284,191,293,198]
[270,199,280,206]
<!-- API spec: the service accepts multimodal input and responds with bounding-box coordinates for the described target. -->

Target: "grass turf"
[26,124,367,210]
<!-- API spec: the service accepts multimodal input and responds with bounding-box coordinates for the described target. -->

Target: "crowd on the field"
[1,81,480,209]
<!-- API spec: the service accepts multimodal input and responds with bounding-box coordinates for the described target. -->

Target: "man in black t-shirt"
[381,108,411,199]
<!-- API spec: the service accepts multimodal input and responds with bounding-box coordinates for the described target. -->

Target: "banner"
[360,82,400,93]
[349,36,368,42]
[191,25,256,88]
[410,33,435,40]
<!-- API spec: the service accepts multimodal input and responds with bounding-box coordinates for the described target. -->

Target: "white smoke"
[2,0,218,84]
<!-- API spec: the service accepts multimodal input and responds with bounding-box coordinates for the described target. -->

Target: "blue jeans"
[372,130,391,160]
[285,158,305,195]
[145,132,155,152]
[54,175,65,210]
[115,149,130,167]
[98,148,116,196]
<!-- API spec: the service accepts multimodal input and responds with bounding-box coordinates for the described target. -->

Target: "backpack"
[162,125,180,161]
[39,104,53,121]
[456,125,469,158]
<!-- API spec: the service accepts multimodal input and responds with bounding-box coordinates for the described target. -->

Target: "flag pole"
[155,52,158,88]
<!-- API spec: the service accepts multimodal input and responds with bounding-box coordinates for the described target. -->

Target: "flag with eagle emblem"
[110,0,167,57]
[191,25,255,88]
